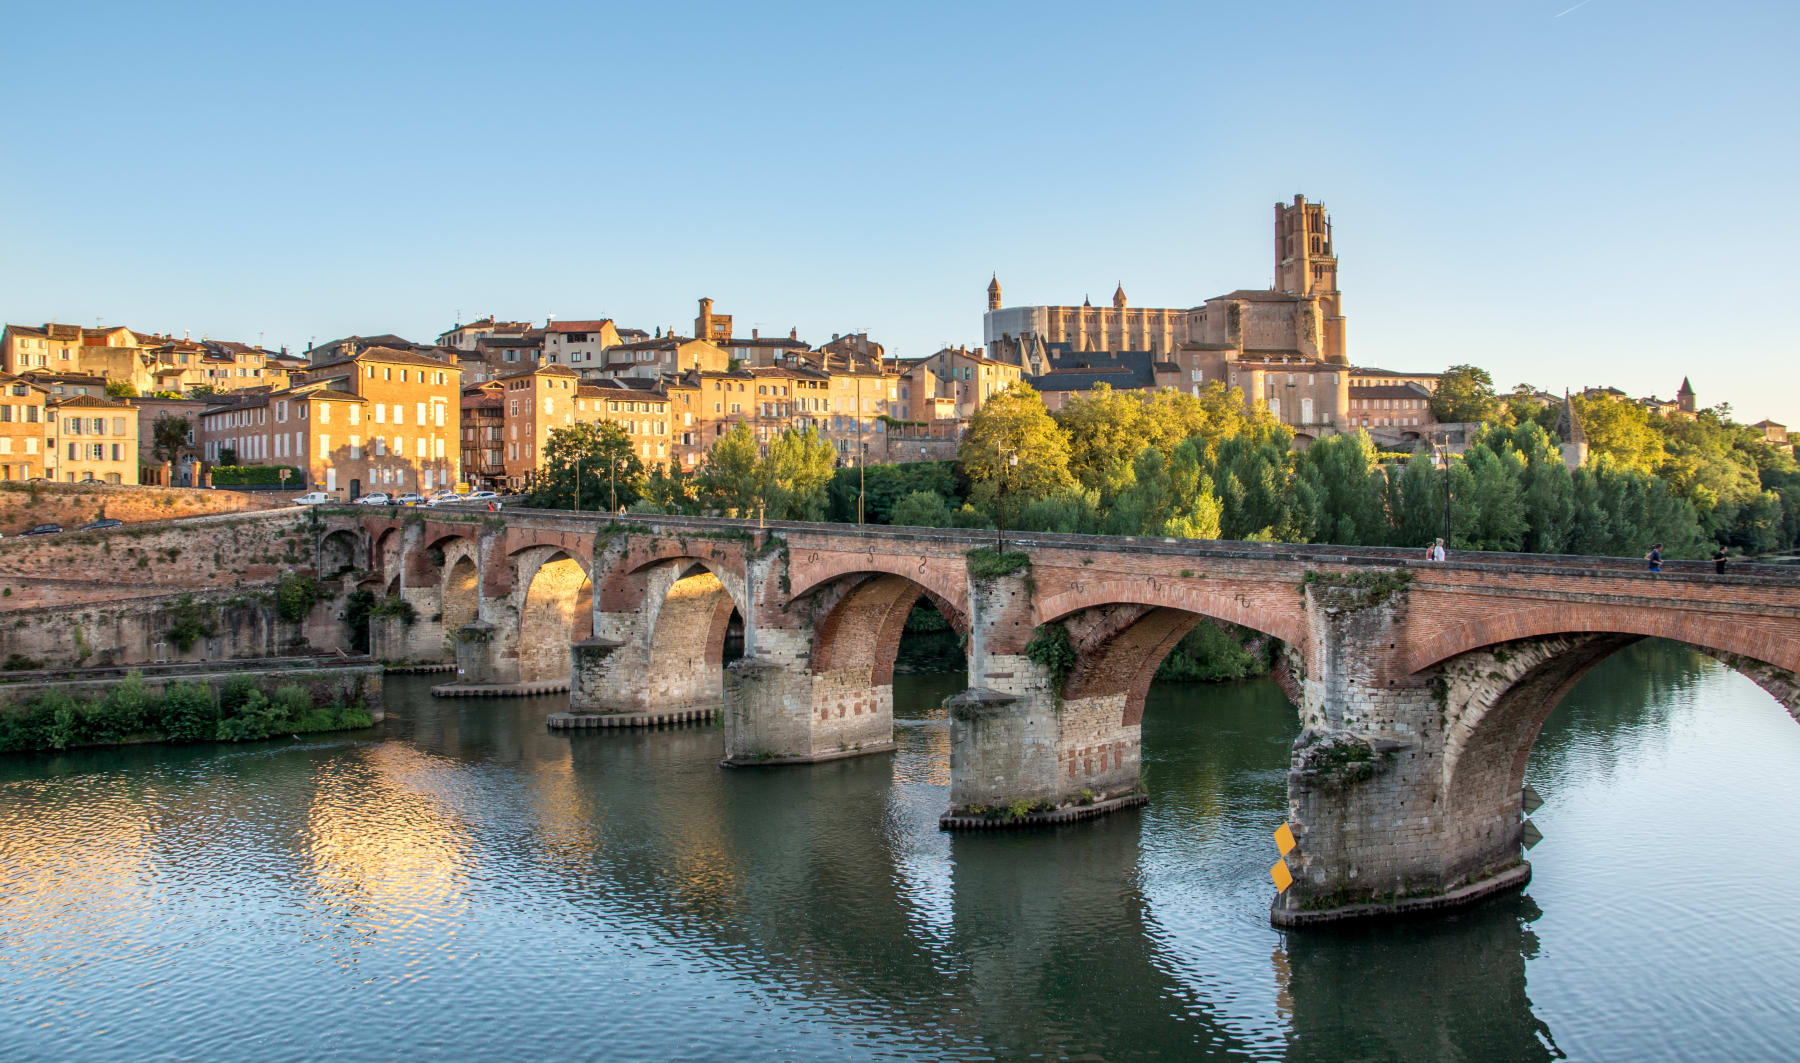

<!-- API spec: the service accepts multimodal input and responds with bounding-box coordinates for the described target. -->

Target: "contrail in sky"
[1555,0,1595,15]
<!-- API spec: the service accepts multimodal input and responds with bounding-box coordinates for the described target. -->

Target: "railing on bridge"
[326,504,1800,586]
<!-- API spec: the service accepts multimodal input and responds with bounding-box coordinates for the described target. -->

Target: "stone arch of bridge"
[514,546,594,684]
[1415,607,1800,887]
[1404,602,1799,679]
[319,530,360,579]
[423,535,480,633]
[804,572,968,687]
[600,548,749,616]
[1037,580,1305,727]
[786,552,967,630]
[642,562,741,706]
[372,526,404,584]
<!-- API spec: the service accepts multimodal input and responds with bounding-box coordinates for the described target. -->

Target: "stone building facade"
[0,374,50,481]
[47,395,138,484]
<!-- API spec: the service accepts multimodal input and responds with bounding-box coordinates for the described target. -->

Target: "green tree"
[1430,365,1503,425]
[1571,393,1664,473]
[889,490,953,527]
[698,423,762,515]
[1504,384,1559,431]
[151,413,191,486]
[1301,431,1388,546]
[1104,441,1221,539]
[1054,383,1148,500]
[1448,444,1526,551]
[526,421,644,511]
[104,380,138,398]
[1391,450,1447,548]
[958,383,1077,522]
[760,427,838,520]
[638,465,697,513]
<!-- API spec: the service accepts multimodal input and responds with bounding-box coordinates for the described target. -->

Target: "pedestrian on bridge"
[1647,543,1664,572]
[1426,538,1447,562]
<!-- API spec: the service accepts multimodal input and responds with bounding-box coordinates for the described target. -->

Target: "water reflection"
[1,641,1796,1060]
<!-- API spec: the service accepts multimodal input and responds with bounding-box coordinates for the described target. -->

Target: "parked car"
[465,490,500,501]
[291,492,333,506]
[394,493,426,506]
[77,518,123,531]
[22,523,62,535]
[353,493,392,506]
[423,492,462,507]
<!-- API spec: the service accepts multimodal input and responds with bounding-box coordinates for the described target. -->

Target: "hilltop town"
[1,196,1789,499]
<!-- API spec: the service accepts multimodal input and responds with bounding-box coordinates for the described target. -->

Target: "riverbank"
[0,661,381,755]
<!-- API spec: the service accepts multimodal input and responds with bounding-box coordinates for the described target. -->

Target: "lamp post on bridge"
[1433,431,1453,548]
[995,446,1017,553]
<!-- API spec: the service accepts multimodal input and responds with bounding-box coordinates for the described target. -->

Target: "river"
[2,639,1796,1060]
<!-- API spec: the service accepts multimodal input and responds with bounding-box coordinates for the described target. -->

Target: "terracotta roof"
[498,363,578,380]
[21,370,108,385]
[54,395,131,409]
[543,319,614,334]
[4,324,48,338]
[1351,367,1442,378]
[1349,383,1434,399]
[306,346,457,373]
[582,386,668,402]
[0,372,49,392]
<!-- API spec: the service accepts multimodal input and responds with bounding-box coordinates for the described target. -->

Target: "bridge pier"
[942,567,1147,826]
[721,554,898,765]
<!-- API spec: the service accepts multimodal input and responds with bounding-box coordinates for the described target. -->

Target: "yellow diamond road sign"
[1270,859,1294,892]
[1273,823,1296,856]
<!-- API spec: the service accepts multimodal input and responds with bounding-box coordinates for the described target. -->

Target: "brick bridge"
[322,506,1800,925]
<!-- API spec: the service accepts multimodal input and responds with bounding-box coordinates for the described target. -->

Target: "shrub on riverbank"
[0,674,374,754]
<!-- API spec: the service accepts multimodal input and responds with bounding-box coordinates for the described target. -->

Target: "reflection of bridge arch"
[515,547,594,684]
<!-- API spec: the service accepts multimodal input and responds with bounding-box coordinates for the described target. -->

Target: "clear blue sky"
[4,1,1796,423]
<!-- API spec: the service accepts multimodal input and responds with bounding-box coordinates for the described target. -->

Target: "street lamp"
[1433,432,1452,547]
[995,448,1017,552]
[855,374,866,524]
[573,452,581,514]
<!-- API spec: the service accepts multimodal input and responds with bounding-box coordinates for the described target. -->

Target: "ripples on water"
[2,641,1797,1060]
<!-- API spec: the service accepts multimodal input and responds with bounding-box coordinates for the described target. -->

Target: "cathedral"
[984,195,1357,442]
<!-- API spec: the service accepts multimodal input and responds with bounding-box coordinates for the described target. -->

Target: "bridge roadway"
[324,505,1800,925]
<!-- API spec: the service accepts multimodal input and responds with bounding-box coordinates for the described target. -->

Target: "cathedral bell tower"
[1275,194,1347,362]
[988,274,1002,312]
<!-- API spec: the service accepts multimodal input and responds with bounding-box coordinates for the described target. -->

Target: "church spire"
[987,273,1002,312]
[1112,282,1127,309]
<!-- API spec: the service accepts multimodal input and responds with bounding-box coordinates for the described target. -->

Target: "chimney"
[752,328,758,339]
[833,332,840,341]
[789,327,797,340]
